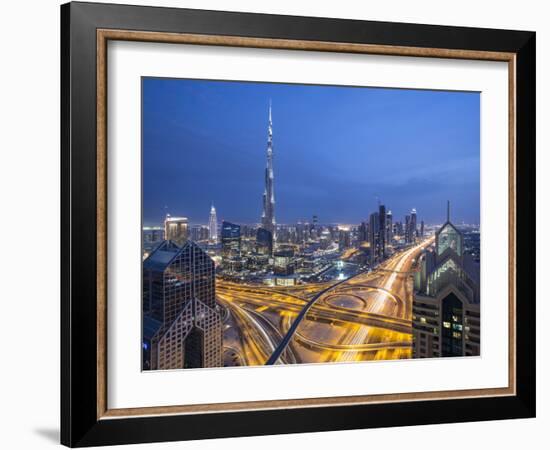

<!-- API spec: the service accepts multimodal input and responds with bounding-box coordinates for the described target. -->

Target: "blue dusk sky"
[142,78,480,226]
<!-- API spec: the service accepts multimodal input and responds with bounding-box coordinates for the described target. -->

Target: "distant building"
[338,227,351,251]
[208,204,218,242]
[395,221,404,238]
[164,215,188,246]
[190,224,209,242]
[296,222,307,244]
[369,212,381,265]
[142,240,222,370]
[310,215,319,239]
[405,209,418,244]
[273,249,295,276]
[413,202,480,358]
[143,226,164,244]
[320,229,332,249]
[221,221,241,260]
[379,204,386,257]
[462,228,480,262]
[411,208,418,240]
[256,227,273,256]
[142,226,164,259]
[420,220,425,238]
[358,221,368,242]
[386,210,393,244]
[312,215,318,228]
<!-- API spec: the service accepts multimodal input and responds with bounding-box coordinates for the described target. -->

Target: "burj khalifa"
[261,102,276,237]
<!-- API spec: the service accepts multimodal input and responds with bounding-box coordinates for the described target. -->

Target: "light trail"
[332,242,426,362]
[217,238,433,367]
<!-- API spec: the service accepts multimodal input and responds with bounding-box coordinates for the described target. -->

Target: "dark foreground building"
[413,203,480,358]
[142,240,223,370]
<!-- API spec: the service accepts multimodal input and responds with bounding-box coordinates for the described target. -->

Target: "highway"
[217,237,433,366]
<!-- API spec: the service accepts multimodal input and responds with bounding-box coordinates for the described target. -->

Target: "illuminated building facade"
[221,221,241,259]
[379,204,387,257]
[261,103,276,237]
[386,210,393,244]
[256,227,273,256]
[164,215,188,246]
[413,203,480,358]
[208,204,218,242]
[369,204,388,265]
[273,249,295,275]
[142,240,222,370]
[142,226,164,259]
[358,221,368,242]
[411,208,417,240]
[369,212,381,265]
[338,227,351,251]
[190,224,209,242]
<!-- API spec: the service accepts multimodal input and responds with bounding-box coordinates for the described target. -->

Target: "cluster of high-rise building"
[360,203,424,267]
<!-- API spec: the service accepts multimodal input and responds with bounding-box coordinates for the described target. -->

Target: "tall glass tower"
[208,204,218,242]
[410,208,418,241]
[261,102,276,237]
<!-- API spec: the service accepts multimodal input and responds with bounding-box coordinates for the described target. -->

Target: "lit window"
[443,321,451,328]
[420,317,427,323]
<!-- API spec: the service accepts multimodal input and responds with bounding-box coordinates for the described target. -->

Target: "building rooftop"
[143,316,162,340]
[143,240,181,271]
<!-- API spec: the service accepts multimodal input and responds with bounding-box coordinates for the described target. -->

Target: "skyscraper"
[386,210,393,244]
[256,227,273,256]
[412,203,480,358]
[358,221,368,242]
[379,204,386,258]
[164,214,188,246]
[261,102,276,237]
[312,215,318,228]
[221,221,241,259]
[142,240,222,370]
[190,224,209,242]
[369,212,380,266]
[208,204,218,242]
[338,227,351,251]
[410,208,418,240]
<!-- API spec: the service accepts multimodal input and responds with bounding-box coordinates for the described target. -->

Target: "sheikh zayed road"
[141,104,481,370]
[216,241,430,366]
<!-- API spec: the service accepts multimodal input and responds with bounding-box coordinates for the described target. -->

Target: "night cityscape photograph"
[141,78,481,371]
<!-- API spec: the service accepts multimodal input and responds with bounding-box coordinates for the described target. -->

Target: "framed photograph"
[61,1,536,447]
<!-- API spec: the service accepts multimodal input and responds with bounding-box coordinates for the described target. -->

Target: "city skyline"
[142,78,480,226]
[142,78,481,371]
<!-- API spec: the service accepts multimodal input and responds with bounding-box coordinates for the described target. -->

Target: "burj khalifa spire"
[261,101,276,237]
